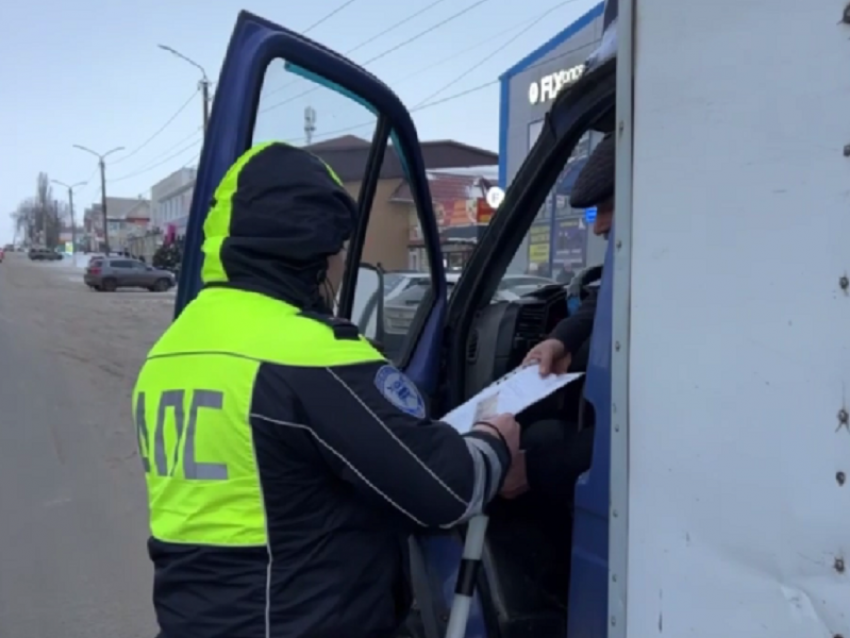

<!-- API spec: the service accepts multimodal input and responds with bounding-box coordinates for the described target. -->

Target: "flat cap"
[569,133,615,209]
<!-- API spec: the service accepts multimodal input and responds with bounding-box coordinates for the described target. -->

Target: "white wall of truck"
[610,0,850,636]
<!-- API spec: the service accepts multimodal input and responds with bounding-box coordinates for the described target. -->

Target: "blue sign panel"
[585,207,597,223]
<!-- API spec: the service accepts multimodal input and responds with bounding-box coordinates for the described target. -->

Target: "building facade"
[306,136,498,272]
[82,197,150,252]
[499,2,608,278]
[150,167,196,238]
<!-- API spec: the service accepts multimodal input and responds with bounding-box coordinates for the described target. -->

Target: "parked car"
[0,248,4,263]
[382,271,430,302]
[28,248,63,261]
[382,273,558,336]
[84,257,176,292]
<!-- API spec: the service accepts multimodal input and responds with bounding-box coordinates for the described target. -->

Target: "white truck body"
[610,0,850,635]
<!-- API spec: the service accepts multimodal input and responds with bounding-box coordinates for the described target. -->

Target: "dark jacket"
[139,142,512,638]
[550,287,599,357]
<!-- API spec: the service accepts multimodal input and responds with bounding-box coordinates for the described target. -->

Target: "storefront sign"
[476,198,496,224]
[554,217,586,269]
[528,223,551,265]
[486,187,504,209]
[528,64,585,105]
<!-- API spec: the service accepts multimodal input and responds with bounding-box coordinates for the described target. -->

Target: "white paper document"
[440,366,585,433]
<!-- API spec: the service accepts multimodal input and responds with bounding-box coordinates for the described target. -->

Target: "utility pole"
[73,144,124,253]
[304,107,316,145]
[158,44,211,132]
[52,179,86,254]
[201,76,210,132]
[50,199,58,248]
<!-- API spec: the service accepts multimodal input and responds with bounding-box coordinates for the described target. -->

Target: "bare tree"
[12,199,36,246]
[11,173,65,248]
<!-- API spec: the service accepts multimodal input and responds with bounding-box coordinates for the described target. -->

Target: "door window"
[252,60,440,363]
[505,130,605,283]
[110,260,133,269]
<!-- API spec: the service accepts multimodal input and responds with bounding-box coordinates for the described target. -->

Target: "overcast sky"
[0,0,596,244]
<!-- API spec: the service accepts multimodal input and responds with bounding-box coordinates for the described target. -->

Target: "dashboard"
[463,285,568,400]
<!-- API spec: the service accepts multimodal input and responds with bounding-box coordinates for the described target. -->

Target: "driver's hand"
[522,338,571,376]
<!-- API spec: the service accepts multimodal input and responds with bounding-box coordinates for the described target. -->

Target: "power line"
[110,138,203,183]
[263,0,451,100]
[302,0,360,34]
[112,89,200,165]
[103,80,496,194]
[260,0,493,115]
[413,0,584,107]
[388,10,567,90]
[347,0,451,55]
[91,5,594,195]
[102,126,204,186]
[281,79,499,146]
[361,0,491,66]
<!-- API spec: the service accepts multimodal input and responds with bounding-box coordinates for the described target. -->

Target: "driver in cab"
[523,131,614,378]
[501,131,616,502]
[132,142,521,638]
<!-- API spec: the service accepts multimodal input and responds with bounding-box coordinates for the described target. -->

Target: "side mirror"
[351,263,385,346]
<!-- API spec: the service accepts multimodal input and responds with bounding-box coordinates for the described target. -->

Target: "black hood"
[200,142,358,310]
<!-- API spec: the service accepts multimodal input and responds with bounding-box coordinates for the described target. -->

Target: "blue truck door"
[175,13,448,385]
[437,57,617,638]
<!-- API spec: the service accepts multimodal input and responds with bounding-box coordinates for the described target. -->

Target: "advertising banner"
[553,217,587,271]
[528,222,551,269]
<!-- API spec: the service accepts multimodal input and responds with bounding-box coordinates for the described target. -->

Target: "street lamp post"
[73,144,124,253]
[51,179,87,254]
[158,44,211,131]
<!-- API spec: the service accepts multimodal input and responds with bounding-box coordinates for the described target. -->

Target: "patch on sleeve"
[374,365,426,418]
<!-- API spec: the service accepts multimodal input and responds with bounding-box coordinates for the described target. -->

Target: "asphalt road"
[0,254,173,638]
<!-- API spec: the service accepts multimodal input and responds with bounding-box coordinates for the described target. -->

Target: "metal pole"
[99,157,109,253]
[69,188,77,254]
[73,144,123,254]
[201,78,210,132]
[158,45,210,132]
[51,180,86,255]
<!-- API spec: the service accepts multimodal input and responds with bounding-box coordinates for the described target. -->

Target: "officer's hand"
[500,451,529,500]
[522,338,571,376]
[473,413,520,458]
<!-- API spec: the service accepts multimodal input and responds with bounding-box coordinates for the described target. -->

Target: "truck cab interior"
[414,62,616,638]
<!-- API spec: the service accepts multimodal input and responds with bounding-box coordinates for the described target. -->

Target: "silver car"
[84,257,175,292]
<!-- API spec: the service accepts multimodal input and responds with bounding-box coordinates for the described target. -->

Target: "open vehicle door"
[176,10,449,380]
[175,11,460,638]
[426,13,619,634]
[177,7,620,638]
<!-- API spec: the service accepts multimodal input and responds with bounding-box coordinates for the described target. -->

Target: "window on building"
[528,119,544,151]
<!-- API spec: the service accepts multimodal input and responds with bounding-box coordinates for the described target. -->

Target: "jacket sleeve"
[250,359,511,530]
[549,289,598,354]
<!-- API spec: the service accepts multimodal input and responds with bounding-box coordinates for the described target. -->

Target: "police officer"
[133,141,520,638]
